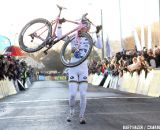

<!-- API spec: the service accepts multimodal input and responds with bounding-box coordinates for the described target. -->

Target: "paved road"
[0,81,160,130]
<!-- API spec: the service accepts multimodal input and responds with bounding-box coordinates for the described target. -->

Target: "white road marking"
[0,96,154,104]
[0,110,160,120]
[88,111,160,115]
[0,114,65,120]
[0,105,68,110]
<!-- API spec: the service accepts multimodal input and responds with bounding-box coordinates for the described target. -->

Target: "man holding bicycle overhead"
[57,18,102,124]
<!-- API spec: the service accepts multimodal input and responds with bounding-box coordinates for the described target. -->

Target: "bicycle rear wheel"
[60,32,93,67]
[19,18,52,53]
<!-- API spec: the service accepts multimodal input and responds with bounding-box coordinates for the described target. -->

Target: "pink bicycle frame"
[50,19,85,44]
[45,6,85,45]
[31,5,87,50]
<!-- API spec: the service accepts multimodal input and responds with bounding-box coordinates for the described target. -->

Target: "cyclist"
[57,18,102,124]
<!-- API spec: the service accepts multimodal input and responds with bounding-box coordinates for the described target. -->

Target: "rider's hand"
[96,25,102,34]
[71,47,76,53]
[59,18,66,24]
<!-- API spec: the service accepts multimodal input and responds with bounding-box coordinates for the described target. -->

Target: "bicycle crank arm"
[43,43,53,55]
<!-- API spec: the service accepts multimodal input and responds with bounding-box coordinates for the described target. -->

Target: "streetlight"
[158,0,160,44]
[100,9,104,59]
[118,0,124,51]
[159,0,160,22]
[87,2,104,59]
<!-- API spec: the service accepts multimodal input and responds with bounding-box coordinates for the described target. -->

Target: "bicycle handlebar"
[88,19,96,27]
[82,13,96,27]
[81,13,96,27]
[82,13,88,19]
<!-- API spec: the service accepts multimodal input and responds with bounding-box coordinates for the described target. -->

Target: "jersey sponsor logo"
[70,76,74,79]
[83,76,87,79]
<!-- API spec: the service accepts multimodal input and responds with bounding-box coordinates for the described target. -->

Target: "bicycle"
[19,5,96,67]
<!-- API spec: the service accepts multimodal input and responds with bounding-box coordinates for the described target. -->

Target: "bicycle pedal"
[44,51,48,55]
[46,44,50,48]
[46,41,54,48]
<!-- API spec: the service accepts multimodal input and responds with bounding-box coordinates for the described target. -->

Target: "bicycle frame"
[50,18,84,44]
[27,5,90,54]
[34,7,86,48]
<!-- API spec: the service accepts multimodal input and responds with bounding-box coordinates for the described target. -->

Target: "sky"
[0,0,159,46]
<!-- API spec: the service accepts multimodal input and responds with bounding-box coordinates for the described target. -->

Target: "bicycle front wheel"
[60,32,93,67]
[19,18,52,53]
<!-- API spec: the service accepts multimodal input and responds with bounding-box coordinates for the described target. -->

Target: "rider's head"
[80,20,91,32]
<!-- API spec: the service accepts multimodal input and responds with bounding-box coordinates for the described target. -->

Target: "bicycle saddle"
[57,4,67,10]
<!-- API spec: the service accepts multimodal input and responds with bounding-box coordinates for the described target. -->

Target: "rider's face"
[80,27,90,32]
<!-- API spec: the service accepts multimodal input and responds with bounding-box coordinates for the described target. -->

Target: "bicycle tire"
[60,32,93,67]
[19,18,52,53]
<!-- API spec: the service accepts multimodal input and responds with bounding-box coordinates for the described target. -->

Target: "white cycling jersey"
[70,34,102,69]
[56,24,102,69]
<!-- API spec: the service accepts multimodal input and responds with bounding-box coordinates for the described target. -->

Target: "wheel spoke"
[19,18,52,52]
[60,32,93,67]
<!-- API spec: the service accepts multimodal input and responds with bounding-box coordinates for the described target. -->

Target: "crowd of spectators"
[0,55,34,86]
[89,45,160,78]
[2,45,159,85]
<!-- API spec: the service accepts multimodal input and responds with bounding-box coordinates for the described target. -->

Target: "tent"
[3,45,25,57]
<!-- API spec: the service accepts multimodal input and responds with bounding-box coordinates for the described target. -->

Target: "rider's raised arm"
[92,29,102,49]
[56,23,62,39]
[93,25,103,49]
[56,19,68,41]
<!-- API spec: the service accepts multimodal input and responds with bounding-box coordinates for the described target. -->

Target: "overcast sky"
[0,0,159,45]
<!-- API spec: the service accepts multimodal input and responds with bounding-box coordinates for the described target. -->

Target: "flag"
[147,25,152,49]
[132,29,142,51]
[106,38,111,58]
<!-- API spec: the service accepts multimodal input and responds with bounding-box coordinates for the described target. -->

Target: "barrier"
[2,78,10,97]
[45,76,50,80]
[128,72,139,93]
[14,80,20,92]
[143,70,153,95]
[38,75,45,80]
[88,74,94,84]
[17,80,26,91]
[0,77,33,100]
[135,71,147,94]
[147,70,160,97]
[91,69,160,97]
[103,75,111,88]
[7,79,17,95]
[119,72,132,92]
[38,75,67,81]
[24,78,32,89]
[0,78,17,99]
[54,76,66,80]
[0,80,4,99]
[92,73,104,86]
[119,70,160,97]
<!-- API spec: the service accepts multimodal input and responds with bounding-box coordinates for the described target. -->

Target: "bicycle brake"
[29,33,35,42]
